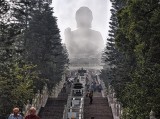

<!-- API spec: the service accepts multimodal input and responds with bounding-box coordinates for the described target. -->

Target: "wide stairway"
[84,91,113,119]
[39,88,68,119]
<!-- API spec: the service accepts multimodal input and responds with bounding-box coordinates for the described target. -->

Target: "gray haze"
[52,0,112,43]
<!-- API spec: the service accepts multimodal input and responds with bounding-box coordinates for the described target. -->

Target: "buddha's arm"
[64,28,72,52]
[97,32,105,52]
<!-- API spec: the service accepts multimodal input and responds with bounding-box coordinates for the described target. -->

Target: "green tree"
[101,0,127,99]
[0,62,40,115]
[116,0,160,118]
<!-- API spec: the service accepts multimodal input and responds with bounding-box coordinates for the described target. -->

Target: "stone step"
[84,97,113,119]
[39,92,68,119]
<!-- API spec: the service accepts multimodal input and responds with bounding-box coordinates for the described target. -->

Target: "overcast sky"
[51,0,112,43]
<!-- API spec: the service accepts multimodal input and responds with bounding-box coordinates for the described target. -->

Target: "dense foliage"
[0,0,68,116]
[101,0,160,118]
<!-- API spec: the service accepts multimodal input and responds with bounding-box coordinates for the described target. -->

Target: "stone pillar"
[150,110,156,119]
[116,101,120,117]
[113,98,117,115]
[42,85,48,107]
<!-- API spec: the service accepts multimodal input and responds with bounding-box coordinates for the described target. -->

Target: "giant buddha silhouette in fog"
[65,7,104,60]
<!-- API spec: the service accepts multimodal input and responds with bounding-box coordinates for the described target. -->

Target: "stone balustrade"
[107,85,122,119]
[50,78,65,98]
[23,84,48,116]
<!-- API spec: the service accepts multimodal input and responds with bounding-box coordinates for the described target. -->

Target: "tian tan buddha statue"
[65,7,104,64]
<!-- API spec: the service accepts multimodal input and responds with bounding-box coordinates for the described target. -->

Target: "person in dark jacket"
[89,91,93,104]
[25,107,40,119]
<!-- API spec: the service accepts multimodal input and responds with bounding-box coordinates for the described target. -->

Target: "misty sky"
[51,0,112,43]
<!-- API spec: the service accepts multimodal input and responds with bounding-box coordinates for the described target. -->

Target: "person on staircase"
[89,91,93,104]
[91,81,96,92]
[8,108,23,119]
[25,107,40,119]
[97,83,103,92]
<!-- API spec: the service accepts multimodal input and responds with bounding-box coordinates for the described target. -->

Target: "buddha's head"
[76,7,93,28]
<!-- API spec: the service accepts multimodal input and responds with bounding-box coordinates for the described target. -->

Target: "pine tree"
[0,0,44,115]
[101,0,126,89]
[25,3,68,91]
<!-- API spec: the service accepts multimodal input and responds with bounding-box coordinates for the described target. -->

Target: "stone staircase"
[84,97,113,119]
[39,98,67,119]
[39,88,68,119]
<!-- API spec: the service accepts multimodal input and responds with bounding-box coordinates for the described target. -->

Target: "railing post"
[113,98,117,116]
[150,110,156,119]
[42,84,48,107]
[63,105,67,119]
[23,100,31,116]
[37,90,41,112]
[116,101,120,117]
[119,102,122,118]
